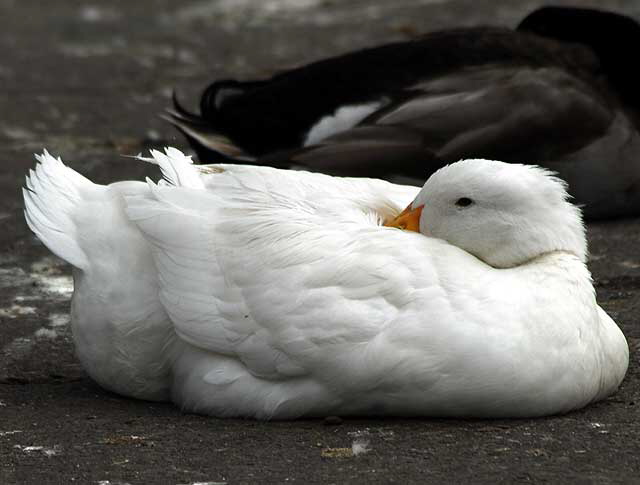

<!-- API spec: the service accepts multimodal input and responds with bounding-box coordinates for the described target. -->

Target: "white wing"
[127,158,459,387]
[198,162,421,221]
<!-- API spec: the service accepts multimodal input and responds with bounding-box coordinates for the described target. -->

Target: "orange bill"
[383,204,424,232]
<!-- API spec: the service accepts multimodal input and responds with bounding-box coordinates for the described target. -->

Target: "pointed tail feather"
[162,91,253,162]
[24,147,207,272]
[23,151,94,270]
[134,147,205,190]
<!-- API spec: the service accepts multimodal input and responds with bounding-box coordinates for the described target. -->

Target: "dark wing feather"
[259,126,442,184]
[264,65,614,183]
[178,27,601,157]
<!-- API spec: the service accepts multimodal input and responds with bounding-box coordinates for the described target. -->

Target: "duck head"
[385,159,587,268]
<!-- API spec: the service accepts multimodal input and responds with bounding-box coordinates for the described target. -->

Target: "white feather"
[23,150,94,269]
[304,101,385,146]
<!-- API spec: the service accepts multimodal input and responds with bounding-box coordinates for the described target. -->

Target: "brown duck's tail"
[161,91,253,164]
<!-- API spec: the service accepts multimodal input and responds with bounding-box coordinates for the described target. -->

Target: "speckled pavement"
[1,1,639,483]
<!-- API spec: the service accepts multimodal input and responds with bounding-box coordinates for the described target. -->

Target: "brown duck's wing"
[173,26,606,159]
[262,65,615,184]
[368,65,614,164]
[259,125,442,184]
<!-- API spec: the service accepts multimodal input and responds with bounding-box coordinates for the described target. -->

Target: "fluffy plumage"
[23,148,628,419]
[165,6,640,219]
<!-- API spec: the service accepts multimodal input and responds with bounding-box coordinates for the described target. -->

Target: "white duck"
[23,148,628,419]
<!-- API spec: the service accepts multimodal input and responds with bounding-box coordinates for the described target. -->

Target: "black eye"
[455,197,474,207]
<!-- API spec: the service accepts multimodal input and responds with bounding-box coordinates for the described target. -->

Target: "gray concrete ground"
[1,1,639,483]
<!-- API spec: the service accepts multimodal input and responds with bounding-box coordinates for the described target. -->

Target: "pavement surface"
[1,1,639,483]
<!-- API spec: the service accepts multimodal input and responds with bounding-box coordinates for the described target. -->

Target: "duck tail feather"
[162,91,252,162]
[140,148,206,190]
[23,150,94,270]
[171,89,195,118]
